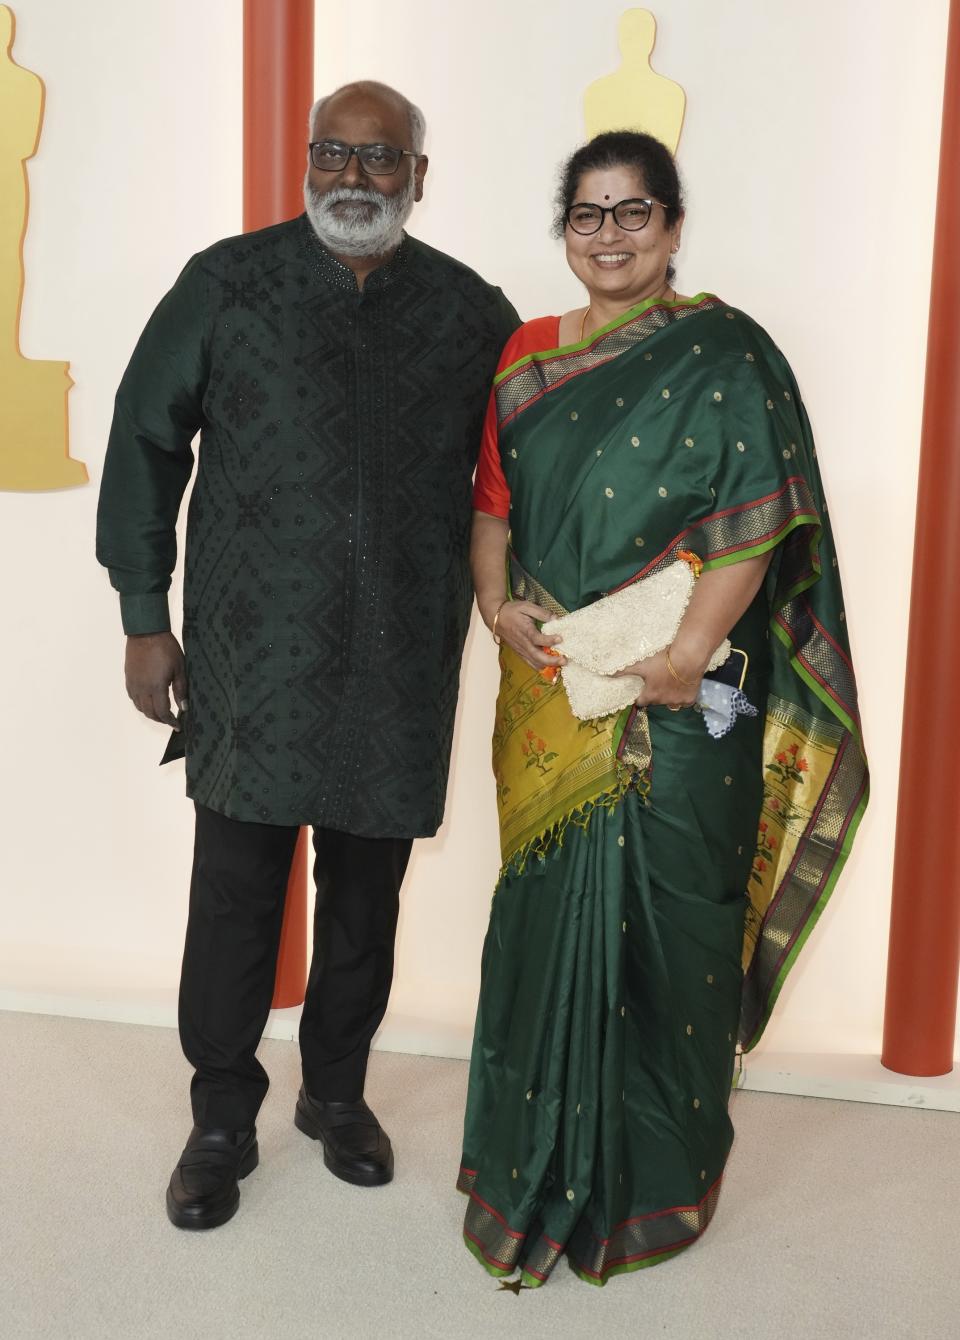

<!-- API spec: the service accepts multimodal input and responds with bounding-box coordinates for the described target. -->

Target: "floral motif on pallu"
[494,560,652,875]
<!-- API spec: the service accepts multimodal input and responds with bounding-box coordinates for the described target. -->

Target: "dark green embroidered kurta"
[96,215,519,835]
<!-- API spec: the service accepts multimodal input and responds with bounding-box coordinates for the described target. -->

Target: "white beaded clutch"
[540,560,731,721]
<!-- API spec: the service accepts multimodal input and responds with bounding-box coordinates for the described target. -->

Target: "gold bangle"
[665,646,696,687]
[491,599,509,644]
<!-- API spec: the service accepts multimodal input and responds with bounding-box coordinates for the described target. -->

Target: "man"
[96,81,519,1230]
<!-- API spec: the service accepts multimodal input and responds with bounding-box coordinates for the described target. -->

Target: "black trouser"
[178,803,412,1130]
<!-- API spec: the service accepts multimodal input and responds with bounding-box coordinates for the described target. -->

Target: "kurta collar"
[298,214,409,293]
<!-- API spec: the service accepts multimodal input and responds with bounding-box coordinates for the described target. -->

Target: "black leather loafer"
[166,1125,259,1230]
[294,1088,393,1187]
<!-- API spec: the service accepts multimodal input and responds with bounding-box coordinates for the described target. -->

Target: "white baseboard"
[0,989,180,1031]
[739,1050,960,1112]
[261,1008,474,1060]
[0,991,475,1061]
[3,994,957,1108]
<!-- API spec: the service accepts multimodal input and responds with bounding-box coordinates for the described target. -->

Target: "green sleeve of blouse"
[95,253,209,635]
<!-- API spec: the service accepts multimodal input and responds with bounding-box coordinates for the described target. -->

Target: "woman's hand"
[615,646,704,709]
[613,552,775,709]
[472,513,562,671]
[493,600,565,672]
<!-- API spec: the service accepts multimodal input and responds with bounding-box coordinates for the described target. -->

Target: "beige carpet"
[1,1010,956,1340]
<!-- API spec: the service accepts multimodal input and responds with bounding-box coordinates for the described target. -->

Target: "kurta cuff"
[120,592,171,636]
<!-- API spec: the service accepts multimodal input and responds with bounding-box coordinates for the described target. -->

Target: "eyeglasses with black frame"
[565,197,669,235]
[309,140,419,176]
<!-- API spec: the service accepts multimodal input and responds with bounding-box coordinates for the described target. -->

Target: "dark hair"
[552,130,685,278]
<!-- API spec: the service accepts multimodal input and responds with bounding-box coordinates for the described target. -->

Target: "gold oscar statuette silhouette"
[0,5,86,491]
[584,8,686,153]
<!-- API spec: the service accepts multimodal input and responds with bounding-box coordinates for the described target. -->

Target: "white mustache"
[313,186,386,213]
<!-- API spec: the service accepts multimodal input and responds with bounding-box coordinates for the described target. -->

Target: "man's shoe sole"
[294,1101,393,1187]
[165,1141,259,1230]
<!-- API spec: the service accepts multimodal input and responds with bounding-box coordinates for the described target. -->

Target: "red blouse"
[472,316,561,518]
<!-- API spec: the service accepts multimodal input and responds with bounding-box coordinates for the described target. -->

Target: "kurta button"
[631,435,640,446]
[620,1006,626,1017]
[526,1089,533,1101]
[605,487,614,498]
[706,974,714,984]
[693,1098,701,1109]
[566,1189,575,1201]
[570,411,579,420]
[686,1024,693,1035]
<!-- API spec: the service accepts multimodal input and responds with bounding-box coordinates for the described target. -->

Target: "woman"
[459,131,868,1287]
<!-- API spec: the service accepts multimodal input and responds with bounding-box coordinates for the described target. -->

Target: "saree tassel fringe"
[498,769,647,880]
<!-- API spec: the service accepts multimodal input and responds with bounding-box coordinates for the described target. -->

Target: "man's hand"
[124,632,188,729]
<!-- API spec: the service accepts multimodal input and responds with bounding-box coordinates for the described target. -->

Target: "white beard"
[303,175,416,258]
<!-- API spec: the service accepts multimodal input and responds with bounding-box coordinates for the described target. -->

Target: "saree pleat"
[461,694,760,1282]
[460,294,867,1285]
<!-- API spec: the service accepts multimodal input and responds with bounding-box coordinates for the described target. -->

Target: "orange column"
[243,0,314,1008]
[881,0,960,1077]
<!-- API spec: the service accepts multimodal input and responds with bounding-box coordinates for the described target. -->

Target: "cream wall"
[1,0,955,1064]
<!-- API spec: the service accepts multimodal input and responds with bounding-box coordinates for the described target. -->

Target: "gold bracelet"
[665,646,696,687]
[491,599,509,644]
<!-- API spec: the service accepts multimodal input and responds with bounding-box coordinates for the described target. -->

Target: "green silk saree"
[459,295,868,1286]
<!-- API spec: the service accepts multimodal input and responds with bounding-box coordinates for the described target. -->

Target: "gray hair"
[308,81,426,154]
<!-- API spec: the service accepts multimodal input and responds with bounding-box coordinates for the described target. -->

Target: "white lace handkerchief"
[541,561,731,721]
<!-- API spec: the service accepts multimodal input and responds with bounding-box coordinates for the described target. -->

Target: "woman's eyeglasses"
[565,198,668,235]
[309,140,419,176]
